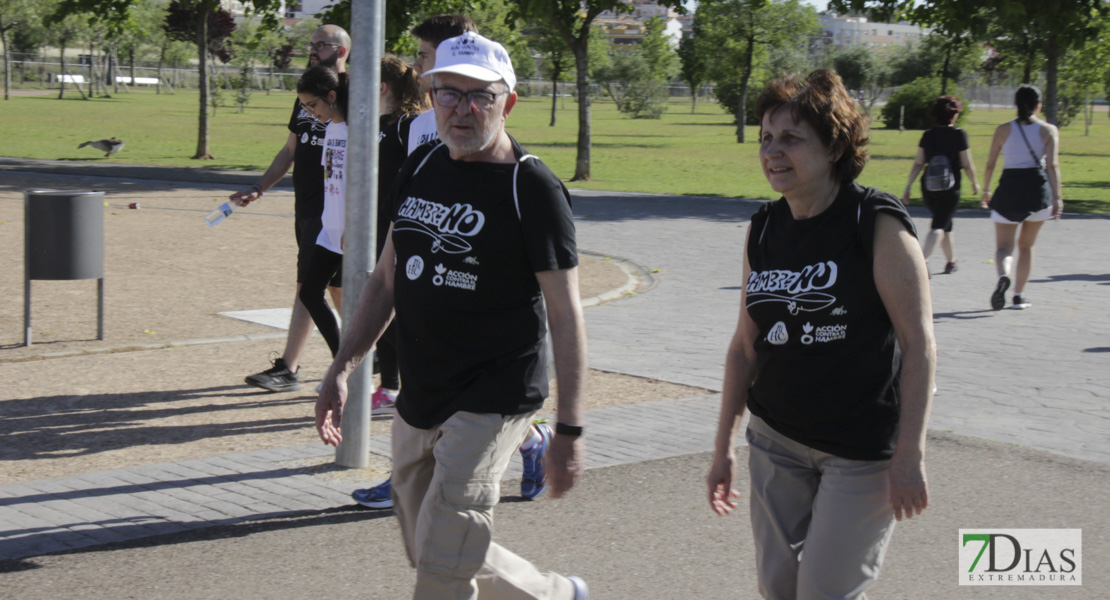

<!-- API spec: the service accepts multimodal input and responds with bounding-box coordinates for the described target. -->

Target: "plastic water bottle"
[204,202,235,227]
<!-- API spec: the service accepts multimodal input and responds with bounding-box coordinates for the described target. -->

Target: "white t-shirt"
[317,120,348,254]
[406,111,439,156]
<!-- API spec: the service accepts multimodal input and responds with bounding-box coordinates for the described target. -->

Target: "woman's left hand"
[1052,198,1064,220]
[888,449,928,521]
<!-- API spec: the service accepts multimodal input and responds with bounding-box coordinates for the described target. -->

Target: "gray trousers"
[746,415,896,600]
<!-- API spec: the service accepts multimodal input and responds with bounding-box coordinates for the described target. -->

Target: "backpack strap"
[1014,120,1046,172]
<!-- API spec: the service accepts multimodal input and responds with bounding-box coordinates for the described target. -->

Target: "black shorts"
[295,216,342,287]
[990,168,1051,223]
[922,188,960,232]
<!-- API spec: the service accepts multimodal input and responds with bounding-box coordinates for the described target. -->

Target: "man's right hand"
[229,188,261,207]
[315,371,348,446]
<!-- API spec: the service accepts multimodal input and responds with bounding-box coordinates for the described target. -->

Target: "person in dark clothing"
[707,70,936,600]
[901,96,981,275]
[230,25,350,392]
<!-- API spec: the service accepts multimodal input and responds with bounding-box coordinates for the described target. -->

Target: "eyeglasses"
[432,87,505,110]
[306,42,341,52]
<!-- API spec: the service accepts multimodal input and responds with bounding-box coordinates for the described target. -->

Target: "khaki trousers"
[391,410,575,600]
[746,415,896,600]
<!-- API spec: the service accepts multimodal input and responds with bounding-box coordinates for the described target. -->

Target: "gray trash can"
[24,190,106,346]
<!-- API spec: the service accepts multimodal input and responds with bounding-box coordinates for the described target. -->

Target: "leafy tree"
[879,75,967,129]
[47,8,91,99]
[54,0,283,159]
[832,44,891,114]
[832,0,1109,125]
[471,0,536,82]
[697,0,819,142]
[677,29,709,113]
[1059,13,1110,133]
[595,16,676,120]
[593,49,647,111]
[527,20,574,125]
[314,0,481,53]
[513,0,684,180]
[0,0,39,99]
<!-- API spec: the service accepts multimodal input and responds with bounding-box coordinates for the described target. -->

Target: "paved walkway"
[2,161,1108,565]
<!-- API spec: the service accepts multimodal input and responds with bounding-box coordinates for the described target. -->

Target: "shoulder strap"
[1014,120,1046,171]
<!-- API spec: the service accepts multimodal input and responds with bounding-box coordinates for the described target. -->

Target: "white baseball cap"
[422,33,516,92]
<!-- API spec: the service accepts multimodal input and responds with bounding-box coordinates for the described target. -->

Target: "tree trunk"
[1043,34,1059,125]
[2,30,11,100]
[157,41,166,94]
[571,39,591,181]
[129,46,136,87]
[58,38,68,99]
[691,83,697,114]
[940,45,952,95]
[111,48,119,94]
[194,9,213,159]
[736,42,754,144]
[549,71,558,127]
[1085,87,1091,136]
[1022,46,1034,83]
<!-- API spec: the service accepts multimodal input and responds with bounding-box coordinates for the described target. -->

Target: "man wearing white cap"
[315,32,589,599]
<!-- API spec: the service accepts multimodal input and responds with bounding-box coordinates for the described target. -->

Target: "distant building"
[595,0,686,47]
[218,1,331,21]
[816,12,926,51]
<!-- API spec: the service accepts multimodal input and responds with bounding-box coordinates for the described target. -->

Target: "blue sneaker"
[520,424,552,499]
[352,476,393,509]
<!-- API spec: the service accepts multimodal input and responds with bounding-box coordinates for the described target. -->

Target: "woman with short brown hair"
[708,70,936,599]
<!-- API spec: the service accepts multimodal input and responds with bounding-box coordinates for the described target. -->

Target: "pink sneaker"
[371,387,397,415]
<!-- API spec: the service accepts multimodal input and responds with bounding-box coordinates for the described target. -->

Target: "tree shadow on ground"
[0,385,321,462]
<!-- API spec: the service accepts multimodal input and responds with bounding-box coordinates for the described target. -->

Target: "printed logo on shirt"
[296,110,326,133]
[416,131,439,146]
[766,321,789,345]
[800,322,815,345]
[406,256,425,280]
[814,324,847,342]
[747,261,838,315]
[394,196,486,254]
[830,306,847,316]
[379,130,386,143]
[464,256,479,266]
[429,263,478,291]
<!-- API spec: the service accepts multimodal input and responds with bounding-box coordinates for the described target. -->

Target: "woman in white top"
[296,66,348,356]
[979,84,1063,311]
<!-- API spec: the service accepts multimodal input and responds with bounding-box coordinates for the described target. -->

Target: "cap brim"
[422,64,503,83]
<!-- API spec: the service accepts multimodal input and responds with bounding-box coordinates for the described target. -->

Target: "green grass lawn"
[2,89,1108,212]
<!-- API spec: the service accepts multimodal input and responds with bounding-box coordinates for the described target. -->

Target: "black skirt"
[990,167,1051,222]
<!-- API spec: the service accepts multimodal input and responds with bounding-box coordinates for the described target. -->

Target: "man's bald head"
[310,25,351,71]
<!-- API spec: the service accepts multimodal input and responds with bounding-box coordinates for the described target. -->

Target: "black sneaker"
[1013,294,1032,310]
[944,261,958,274]
[245,356,300,392]
[991,276,1010,311]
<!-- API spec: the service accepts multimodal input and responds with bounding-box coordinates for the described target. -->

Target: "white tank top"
[1003,120,1045,169]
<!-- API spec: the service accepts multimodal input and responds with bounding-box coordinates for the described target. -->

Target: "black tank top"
[745,182,916,460]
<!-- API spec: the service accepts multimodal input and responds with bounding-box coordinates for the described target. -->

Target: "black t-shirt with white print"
[287,99,327,218]
[388,136,578,429]
[745,182,916,461]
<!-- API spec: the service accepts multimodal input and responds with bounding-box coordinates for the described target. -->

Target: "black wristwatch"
[555,422,583,437]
